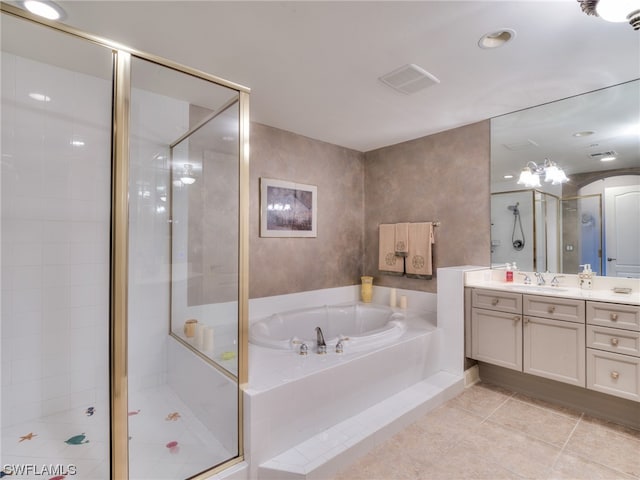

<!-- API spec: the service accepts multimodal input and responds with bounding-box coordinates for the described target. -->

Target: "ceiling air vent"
[589,150,617,159]
[503,139,539,151]
[379,64,440,95]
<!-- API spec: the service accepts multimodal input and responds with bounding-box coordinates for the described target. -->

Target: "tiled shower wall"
[1,53,112,425]
[0,52,188,424]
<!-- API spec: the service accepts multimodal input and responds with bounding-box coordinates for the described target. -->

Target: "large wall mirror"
[490,79,639,278]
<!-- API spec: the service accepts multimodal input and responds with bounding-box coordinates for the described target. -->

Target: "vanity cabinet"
[466,284,640,406]
[469,289,585,387]
[522,295,585,387]
[586,301,640,402]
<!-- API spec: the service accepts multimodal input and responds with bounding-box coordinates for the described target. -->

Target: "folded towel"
[406,222,434,279]
[395,223,409,257]
[379,224,404,274]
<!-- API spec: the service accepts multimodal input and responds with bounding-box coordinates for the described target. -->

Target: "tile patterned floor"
[333,382,640,480]
[1,385,231,480]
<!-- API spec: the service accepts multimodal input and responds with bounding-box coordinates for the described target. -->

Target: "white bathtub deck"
[257,371,463,480]
[245,322,448,480]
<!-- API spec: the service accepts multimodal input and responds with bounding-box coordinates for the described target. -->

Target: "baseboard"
[478,362,640,430]
[464,364,480,387]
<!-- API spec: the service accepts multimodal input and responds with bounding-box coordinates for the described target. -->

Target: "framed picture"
[260,178,317,237]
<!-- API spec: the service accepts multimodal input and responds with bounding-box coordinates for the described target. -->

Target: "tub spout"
[315,327,327,354]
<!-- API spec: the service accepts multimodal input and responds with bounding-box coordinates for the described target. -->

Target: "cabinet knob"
[491,298,499,306]
[548,306,556,314]
[610,371,620,380]
[610,338,619,347]
[514,316,521,323]
[610,313,618,321]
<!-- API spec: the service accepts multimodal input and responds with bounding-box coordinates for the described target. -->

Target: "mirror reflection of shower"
[508,202,525,251]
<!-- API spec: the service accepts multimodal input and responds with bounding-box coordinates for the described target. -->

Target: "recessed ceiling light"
[600,156,616,162]
[29,92,51,102]
[21,0,66,20]
[478,29,516,49]
[573,131,595,137]
[503,175,514,179]
[71,139,85,147]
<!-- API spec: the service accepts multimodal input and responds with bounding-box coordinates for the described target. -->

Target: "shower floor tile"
[1,384,232,479]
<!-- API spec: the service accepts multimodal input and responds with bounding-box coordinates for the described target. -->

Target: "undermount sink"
[504,285,569,294]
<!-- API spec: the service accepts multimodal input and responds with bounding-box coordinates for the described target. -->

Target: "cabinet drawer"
[587,325,640,358]
[523,295,585,324]
[587,349,640,402]
[472,288,522,314]
[587,301,640,332]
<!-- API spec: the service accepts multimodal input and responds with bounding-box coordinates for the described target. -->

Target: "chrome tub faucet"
[315,327,327,354]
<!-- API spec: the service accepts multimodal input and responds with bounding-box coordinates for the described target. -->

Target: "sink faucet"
[315,327,327,354]
[534,272,546,286]
[518,272,532,285]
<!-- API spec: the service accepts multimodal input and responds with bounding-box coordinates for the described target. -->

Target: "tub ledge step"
[257,370,464,480]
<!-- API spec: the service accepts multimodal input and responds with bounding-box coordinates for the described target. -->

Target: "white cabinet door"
[471,308,522,371]
[523,316,585,387]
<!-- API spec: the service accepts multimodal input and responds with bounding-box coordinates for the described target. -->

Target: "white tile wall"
[1,52,112,426]
[127,84,188,393]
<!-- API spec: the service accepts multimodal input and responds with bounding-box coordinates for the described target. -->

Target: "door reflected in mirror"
[490,80,640,278]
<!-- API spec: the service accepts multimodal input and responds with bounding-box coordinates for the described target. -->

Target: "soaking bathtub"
[249,302,407,353]
[244,298,461,479]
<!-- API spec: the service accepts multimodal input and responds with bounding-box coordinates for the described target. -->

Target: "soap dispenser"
[505,263,513,283]
[579,264,593,290]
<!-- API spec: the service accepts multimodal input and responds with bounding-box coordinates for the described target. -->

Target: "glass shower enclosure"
[1,5,249,479]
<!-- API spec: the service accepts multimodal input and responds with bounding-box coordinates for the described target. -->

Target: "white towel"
[395,223,409,257]
[379,224,404,274]
[406,222,434,278]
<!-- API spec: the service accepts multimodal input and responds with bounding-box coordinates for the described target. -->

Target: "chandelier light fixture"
[577,0,640,30]
[517,158,569,188]
[179,164,196,185]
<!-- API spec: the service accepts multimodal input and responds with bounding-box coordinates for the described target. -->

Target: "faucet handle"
[299,343,308,356]
[518,272,532,285]
[336,339,344,354]
[550,275,565,287]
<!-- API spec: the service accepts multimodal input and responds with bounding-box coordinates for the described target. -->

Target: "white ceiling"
[9,0,640,153]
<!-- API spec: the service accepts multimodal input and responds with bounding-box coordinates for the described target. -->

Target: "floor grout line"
[549,412,584,473]
[479,391,515,424]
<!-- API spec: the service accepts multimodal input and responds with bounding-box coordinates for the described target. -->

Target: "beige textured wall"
[363,121,492,293]
[250,123,365,298]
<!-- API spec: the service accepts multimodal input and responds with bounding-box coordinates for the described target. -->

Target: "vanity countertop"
[464,270,640,307]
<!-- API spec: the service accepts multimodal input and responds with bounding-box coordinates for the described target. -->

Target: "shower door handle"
[607,257,617,262]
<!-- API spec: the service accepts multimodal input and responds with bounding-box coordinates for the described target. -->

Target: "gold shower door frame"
[0,4,250,479]
[491,189,561,273]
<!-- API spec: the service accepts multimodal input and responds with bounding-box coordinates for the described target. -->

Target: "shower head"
[507,203,520,215]
[581,213,594,226]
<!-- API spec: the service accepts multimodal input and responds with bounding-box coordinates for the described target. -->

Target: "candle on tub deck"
[204,327,214,351]
[389,288,397,308]
[400,295,408,309]
[195,323,205,349]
